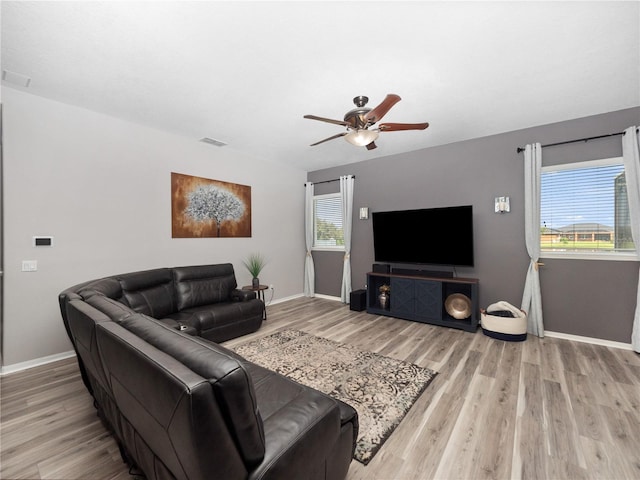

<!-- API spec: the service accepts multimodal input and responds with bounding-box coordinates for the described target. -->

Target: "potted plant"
[243,252,267,288]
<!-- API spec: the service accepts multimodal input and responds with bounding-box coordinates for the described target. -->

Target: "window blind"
[541,159,634,255]
[314,194,344,247]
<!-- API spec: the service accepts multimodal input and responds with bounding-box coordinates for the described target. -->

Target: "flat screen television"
[372,205,474,266]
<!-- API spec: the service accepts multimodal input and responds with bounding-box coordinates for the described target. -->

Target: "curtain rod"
[516,128,639,153]
[303,175,355,186]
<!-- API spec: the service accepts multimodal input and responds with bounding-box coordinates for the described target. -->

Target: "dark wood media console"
[366,271,479,332]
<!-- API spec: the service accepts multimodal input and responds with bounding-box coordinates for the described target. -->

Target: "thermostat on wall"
[33,236,54,247]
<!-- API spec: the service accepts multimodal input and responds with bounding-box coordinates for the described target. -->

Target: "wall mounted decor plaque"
[171,172,251,238]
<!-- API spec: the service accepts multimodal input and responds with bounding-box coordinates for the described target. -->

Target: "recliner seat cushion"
[173,264,237,310]
[167,301,264,338]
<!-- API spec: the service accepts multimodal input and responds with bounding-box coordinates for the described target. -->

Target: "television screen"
[372,205,474,266]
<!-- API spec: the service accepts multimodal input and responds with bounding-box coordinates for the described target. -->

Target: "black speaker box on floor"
[350,289,367,311]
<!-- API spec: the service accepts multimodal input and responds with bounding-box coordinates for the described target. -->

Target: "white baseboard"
[289,298,633,350]
[270,293,342,304]
[5,303,628,376]
[313,294,342,302]
[0,294,329,376]
[1,350,77,376]
[267,293,304,305]
[544,330,633,350]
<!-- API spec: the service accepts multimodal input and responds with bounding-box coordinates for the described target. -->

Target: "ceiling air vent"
[2,69,31,87]
[199,137,227,147]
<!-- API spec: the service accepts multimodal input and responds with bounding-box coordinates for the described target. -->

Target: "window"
[313,193,344,250]
[540,156,636,260]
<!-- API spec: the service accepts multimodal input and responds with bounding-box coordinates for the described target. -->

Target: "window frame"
[540,156,638,262]
[312,192,345,252]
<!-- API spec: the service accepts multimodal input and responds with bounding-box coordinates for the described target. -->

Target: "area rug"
[230,329,437,465]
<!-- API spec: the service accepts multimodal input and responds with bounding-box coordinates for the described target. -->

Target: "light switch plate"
[22,260,38,272]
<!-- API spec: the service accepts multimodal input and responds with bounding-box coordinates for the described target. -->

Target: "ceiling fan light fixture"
[344,129,379,147]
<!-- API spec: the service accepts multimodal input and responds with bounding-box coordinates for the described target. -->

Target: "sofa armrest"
[245,363,357,480]
[231,289,256,302]
[335,399,359,457]
[248,391,346,480]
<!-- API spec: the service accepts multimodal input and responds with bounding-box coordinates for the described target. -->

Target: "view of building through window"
[540,159,635,255]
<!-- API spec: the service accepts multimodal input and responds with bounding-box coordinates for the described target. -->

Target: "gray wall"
[309,107,640,343]
[2,87,307,368]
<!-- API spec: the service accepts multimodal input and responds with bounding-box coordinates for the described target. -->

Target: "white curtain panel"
[304,182,315,297]
[622,126,640,352]
[340,175,354,303]
[521,143,545,337]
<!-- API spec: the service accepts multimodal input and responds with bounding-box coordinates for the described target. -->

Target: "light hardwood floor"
[2,297,640,479]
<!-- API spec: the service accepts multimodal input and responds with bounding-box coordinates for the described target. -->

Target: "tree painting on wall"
[171,172,251,238]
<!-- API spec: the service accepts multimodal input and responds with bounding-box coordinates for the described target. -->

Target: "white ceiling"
[2,1,639,172]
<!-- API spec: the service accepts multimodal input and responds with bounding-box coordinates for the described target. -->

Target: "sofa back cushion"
[85,295,137,323]
[117,268,176,318]
[119,314,266,468]
[173,264,238,311]
[95,319,249,480]
[77,277,123,301]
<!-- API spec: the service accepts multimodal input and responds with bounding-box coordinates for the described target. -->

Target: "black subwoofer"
[350,289,367,311]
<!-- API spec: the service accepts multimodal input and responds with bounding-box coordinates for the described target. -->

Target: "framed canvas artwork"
[171,172,252,238]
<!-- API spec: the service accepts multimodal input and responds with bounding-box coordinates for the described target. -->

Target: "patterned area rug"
[230,329,437,465]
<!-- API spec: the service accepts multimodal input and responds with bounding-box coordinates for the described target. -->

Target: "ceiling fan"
[304,94,429,150]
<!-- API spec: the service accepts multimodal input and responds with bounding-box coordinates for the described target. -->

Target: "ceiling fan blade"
[304,114,350,127]
[364,94,401,123]
[379,122,430,132]
[366,141,377,150]
[309,132,348,146]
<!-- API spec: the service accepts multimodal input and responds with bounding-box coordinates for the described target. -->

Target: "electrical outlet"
[269,284,274,290]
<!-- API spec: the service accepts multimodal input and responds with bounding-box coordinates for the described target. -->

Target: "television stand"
[366,271,479,332]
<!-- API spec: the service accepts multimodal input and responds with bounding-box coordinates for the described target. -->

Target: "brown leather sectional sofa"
[59,264,358,480]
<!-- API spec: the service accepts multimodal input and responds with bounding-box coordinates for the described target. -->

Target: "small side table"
[242,284,269,320]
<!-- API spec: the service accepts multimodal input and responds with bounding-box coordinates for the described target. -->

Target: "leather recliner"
[59,264,359,480]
